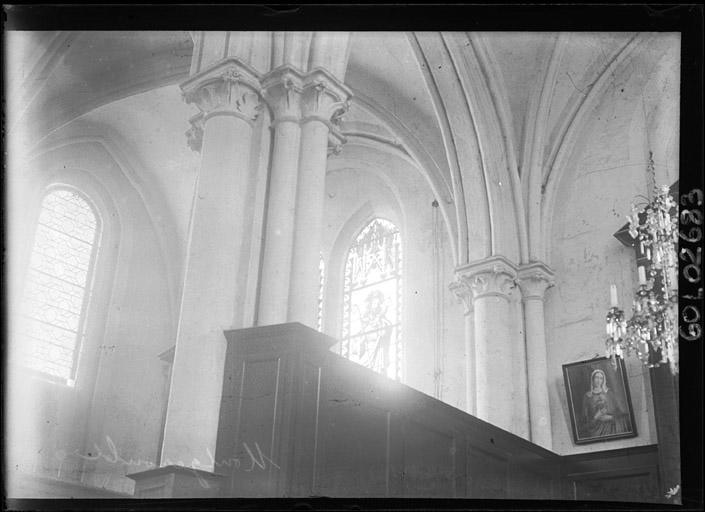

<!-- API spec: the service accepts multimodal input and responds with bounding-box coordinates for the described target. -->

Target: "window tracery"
[20,188,101,385]
[342,218,402,379]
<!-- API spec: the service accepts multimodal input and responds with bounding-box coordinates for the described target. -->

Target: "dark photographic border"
[3,3,703,511]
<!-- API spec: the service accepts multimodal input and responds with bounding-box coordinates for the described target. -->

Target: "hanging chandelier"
[605,152,679,375]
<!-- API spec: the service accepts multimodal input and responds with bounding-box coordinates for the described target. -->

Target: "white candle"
[638,266,647,285]
[669,267,678,289]
[610,284,618,307]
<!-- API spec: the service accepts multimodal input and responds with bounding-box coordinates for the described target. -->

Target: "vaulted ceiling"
[7,30,679,266]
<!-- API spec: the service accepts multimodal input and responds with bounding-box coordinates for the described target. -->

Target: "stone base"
[127,465,223,498]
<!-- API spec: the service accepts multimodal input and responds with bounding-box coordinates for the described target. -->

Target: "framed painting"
[563,356,638,445]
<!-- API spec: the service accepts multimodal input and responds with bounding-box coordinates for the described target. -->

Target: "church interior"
[4,30,687,503]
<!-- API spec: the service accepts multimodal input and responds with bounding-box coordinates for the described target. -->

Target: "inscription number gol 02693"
[679,189,703,341]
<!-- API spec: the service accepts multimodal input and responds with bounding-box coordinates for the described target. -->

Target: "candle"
[638,266,647,285]
[610,284,618,307]
[668,267,678,289]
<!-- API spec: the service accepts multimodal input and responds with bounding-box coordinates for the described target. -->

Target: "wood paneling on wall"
[130,324,667,504]
[216,323,562,499]
[561,444,661,503]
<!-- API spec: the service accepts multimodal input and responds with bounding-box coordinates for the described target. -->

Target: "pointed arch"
[541,34,649,263]
[341,218,403,380]
[18,187,101,385]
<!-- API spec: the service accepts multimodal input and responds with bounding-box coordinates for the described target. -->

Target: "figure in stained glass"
[342,218,402,379]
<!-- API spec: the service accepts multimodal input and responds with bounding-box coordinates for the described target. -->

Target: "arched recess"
[540,33,672,264]
[6,155,122,485]
[464,32,529,264]
[18,187,103,385]
[6,134,178,493]
[26,122,183,334]
[323,182,404,345]
[543,33,679,455]
[322,137,464,402]
[520,32,565,263]
[346,92,460,263]
[340,217,404,380]
[409,32,525,265]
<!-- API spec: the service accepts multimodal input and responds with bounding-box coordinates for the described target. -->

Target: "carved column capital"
[454,255,518,302]
[185,113,205,152]
[449,278,474,315]
[301,68,352,128]
[516,262,555,302]
[261,65,306,123]
[180,58,263,151]
[327,129,346,157]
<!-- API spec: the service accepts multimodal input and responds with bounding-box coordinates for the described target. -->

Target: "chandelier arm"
[606,180,678,375]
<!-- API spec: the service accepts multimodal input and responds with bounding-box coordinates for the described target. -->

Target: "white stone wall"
[322,143,467,411]
[545,37,679,454]
[5,139,175,495]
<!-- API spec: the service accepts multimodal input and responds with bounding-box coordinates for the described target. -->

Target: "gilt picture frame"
[563,357,638,445]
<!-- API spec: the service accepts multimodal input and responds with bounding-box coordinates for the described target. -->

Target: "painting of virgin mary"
[563,357,637,444]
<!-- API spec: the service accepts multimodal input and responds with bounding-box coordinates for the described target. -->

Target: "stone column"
[160,58,262,471]
[516,262,554,450]
[257,67,305,325]
[449,279,476,415]
[454,256,517,432]
[287,71,351,327]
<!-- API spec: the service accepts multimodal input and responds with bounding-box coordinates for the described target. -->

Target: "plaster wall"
[5,140,174,495]
[321,143,466,411]
[545,64,678,454]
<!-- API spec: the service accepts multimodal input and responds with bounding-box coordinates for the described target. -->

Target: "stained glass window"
[19,188,101,385]
[342,218,402,379]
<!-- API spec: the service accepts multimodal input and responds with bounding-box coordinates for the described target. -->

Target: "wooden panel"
[228,358,281,497]
[562,444,661,503]
[315,390,390,497]
[286,361,321,496]
[217,324,565,500]
[467,445,508,499]
[649,365,680,501]
[509,462,554,500]
[401,420,456,497]
[572,468,659,502]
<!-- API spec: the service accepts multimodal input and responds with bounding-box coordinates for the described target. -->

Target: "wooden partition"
[214,323,562,498]
[561,444,661,503]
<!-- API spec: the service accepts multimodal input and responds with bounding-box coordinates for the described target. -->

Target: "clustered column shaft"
[452,256,517,432]
[517,263,554,449]
[162,58,263,470]
[257,70,305,325]
[257,67,351,328]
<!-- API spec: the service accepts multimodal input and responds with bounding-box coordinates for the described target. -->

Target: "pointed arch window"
[19,188,101,385]
[342,218,402,379]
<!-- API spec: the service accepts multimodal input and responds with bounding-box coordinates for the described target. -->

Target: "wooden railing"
[213,323,562,498]
[129,322,664,502]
